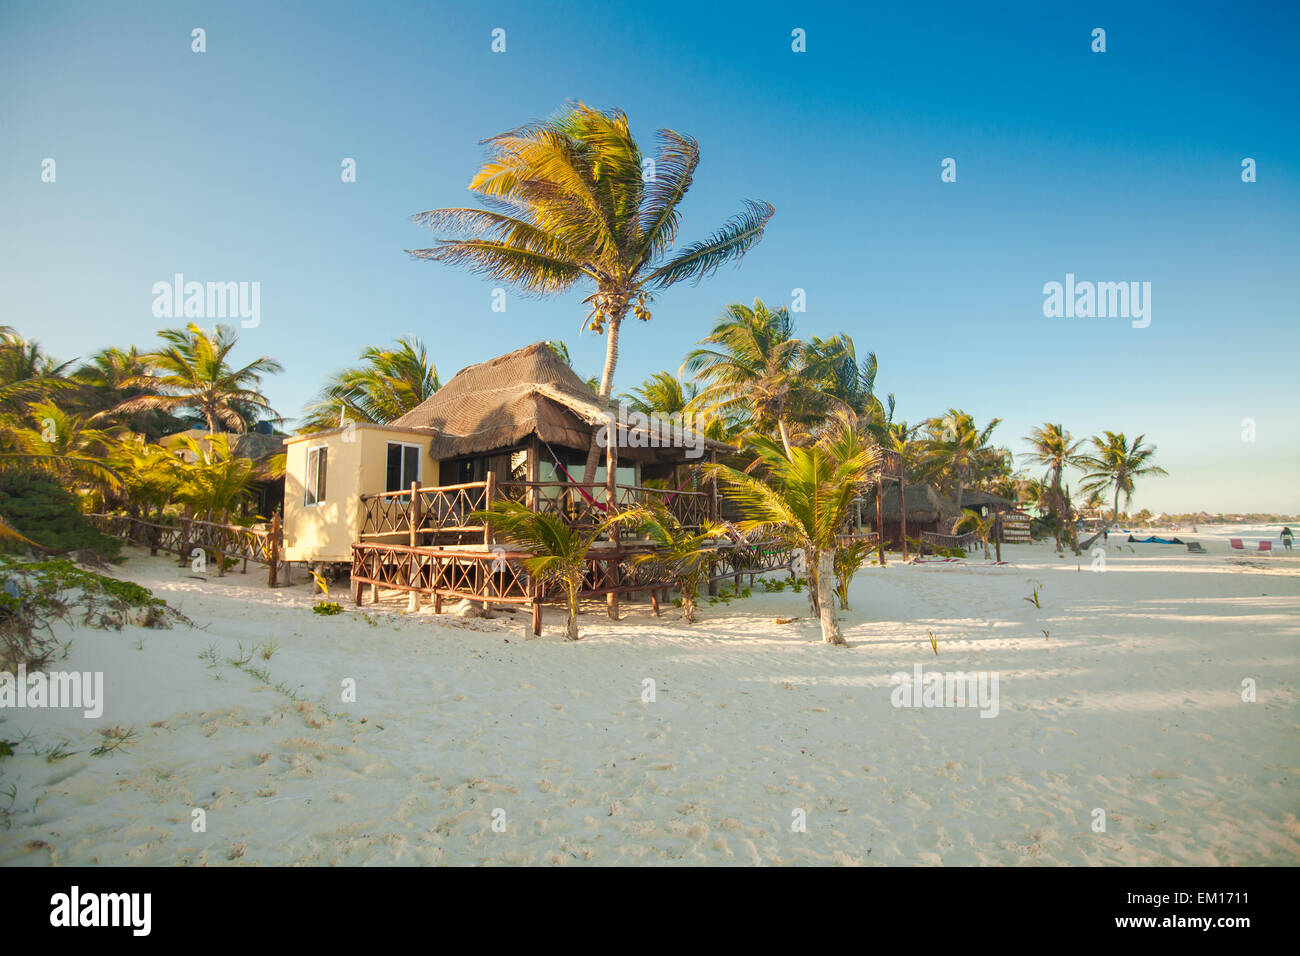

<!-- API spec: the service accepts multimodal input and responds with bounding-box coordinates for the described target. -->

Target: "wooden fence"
[89,513,287,585]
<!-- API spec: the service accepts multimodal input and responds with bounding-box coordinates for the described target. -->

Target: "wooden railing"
[349,535,797,634]
[362,478,712,539]
[360,481,491,537]
[88,513,286,584]
[920,530,981,552]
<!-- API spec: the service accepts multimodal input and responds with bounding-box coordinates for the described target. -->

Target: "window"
[385,442,421,492]
[305,446,327,506]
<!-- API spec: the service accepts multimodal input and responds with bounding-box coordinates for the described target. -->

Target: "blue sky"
[1,0,1297,512]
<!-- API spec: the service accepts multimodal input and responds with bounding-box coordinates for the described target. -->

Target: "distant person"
[1282,527,1294,551]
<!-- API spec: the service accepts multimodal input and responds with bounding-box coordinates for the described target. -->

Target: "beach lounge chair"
[1258,541,1273,554]
[1229,538,1245,551]
[1186,541,1207,553]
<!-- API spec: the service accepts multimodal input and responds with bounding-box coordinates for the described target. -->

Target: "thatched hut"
[282,343,730,563]
[875,483,961,545]
[956,488,1019,517]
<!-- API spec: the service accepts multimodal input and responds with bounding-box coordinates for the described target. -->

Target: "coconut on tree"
[407,102,773,482]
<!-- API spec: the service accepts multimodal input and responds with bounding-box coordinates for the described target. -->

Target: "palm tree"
[1023,423,1084,553]
[171,433,256,523]
[301,336,440,430]
[408,102,773,482]
[954,508,998,559]
[1079,432,1167,523]
[921,409,1002,514]
[109,438,181,522]
[710,419,878,644]
[610,499,725,622]
[8,401,118,492]
[72,346,181,438]
[114,323,282,433]
[0,328,74,441]
[622,371,696,417]
[807,335,887,425]
[473,499,615,640]
[683,299,838,453]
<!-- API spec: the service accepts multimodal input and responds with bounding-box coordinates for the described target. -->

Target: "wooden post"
[408,481,422,612]
[606,430,619,619]
[530,572,543,637]
[268,513,281,587]
[527,436,540,511]
[708,450,719,595]
[483,470,496,546]
[994,512,1002,563]
[899,480,908,561]
[875,475,885,567]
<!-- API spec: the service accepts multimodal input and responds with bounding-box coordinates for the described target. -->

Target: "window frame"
[304,444,328,507]
[385,441,423,493]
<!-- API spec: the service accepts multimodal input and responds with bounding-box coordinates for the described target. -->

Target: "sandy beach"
[2,534,1296,866]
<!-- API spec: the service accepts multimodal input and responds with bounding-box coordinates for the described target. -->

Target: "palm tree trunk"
[816,550,844,644]
[777,419,793,456]
[565,587,579,640]
[1113,484,1121,525]
[581,311,625,483]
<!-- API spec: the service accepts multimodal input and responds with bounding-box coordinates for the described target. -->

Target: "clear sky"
[1,0,1297,513]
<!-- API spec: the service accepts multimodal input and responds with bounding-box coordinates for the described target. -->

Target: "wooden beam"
[268,513,280,587]
[876,475,885,567]
[899,479,908,561]
[606,431,619,619]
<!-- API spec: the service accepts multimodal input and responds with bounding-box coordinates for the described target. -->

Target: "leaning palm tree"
[113,323,282,433]
[1023,423,1084,553]
[684,299,840,454]
[472,500,619,641]
[1079,431,1167,524]
[710,420,878,644]
[408,102,773,482]
[609,499,726,623]
[301,336,440,430]
[954,508,998,559]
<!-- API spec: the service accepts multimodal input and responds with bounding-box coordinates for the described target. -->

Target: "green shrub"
[0,473,120,558]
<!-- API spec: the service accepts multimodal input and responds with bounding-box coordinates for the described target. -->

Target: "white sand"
[2,537,1297,866]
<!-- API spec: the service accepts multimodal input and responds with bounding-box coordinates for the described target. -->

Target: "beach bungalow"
[956,489,1019,519]
[876,483,962,546]
[280,343,772,631]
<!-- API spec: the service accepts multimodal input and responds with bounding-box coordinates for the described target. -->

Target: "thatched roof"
[877,483,961,524]
[391,343,731,462]
[958,489,1017,510]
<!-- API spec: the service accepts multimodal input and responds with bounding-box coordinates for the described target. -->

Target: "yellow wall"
[282,425,436,563]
